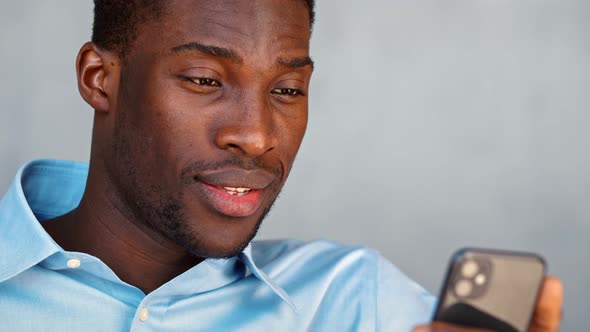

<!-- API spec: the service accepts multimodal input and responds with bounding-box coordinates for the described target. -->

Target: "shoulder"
[250,239,435,330]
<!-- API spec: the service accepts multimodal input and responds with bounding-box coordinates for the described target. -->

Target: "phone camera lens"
[461,260,479,278]
[474,273,486,285]
[455,279,473,297]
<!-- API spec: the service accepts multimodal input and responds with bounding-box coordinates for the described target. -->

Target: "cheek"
[283,108,308,148]
[275,110,308,170]
[117,87,198,183]
[143,80,210,145]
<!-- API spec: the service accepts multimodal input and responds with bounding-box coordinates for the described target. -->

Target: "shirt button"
[66,259,81,269]
[139,308,149,322]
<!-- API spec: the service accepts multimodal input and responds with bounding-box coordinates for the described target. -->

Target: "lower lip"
[198,183,264,218]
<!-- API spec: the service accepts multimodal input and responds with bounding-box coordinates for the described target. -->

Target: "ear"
[76,42,120,113]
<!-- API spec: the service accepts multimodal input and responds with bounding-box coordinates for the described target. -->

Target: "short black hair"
[92,0,316,57]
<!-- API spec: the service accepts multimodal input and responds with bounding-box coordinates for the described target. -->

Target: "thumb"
[529,276,563,332]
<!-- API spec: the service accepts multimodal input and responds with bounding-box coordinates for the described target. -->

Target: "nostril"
[227,143,241,150]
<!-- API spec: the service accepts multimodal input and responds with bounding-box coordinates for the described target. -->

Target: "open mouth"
[191,167,276,218]
[196,183,264,218]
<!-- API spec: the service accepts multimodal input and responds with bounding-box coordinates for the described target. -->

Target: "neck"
[42,164,203,294]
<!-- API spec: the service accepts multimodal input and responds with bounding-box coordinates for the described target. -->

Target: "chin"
[178,212,265,259]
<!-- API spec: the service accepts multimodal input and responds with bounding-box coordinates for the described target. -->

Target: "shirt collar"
[0,159,75,282]
[240,244,297,311]
[0,159,295,311]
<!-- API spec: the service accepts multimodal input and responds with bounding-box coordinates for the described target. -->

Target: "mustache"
[180,157,282,181]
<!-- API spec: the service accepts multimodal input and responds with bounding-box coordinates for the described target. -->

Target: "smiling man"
[0,1,562,331]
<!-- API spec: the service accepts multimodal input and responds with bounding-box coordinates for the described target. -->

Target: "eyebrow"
[171,42,314,70]
[278,56,315,71]
[171,42,243,63]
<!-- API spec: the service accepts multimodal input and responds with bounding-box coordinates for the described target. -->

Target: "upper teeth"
[224,187,251,193]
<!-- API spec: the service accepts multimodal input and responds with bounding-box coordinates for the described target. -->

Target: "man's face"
[104,0,312,258]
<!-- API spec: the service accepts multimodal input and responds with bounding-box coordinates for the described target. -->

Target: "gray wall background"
[1,1,588,330]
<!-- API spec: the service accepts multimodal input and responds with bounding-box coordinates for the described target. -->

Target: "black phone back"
[433,248,546,332]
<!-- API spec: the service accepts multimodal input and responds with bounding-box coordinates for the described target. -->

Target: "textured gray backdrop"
[1,1,587,331]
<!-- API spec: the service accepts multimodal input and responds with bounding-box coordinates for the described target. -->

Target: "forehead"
[135,0,311,59]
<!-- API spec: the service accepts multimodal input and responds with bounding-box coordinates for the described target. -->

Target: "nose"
[214,96,278,158]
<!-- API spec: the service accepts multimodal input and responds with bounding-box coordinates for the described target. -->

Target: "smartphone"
[433,248,546,332]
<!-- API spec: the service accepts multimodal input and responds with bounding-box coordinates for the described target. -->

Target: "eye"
[177,75,223,93]
[189,77,221,87]
[271,88,304,97]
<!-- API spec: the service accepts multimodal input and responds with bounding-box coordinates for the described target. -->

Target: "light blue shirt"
[0,159,435,331]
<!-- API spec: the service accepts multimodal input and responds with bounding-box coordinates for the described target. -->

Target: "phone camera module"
[452,255,492,300]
